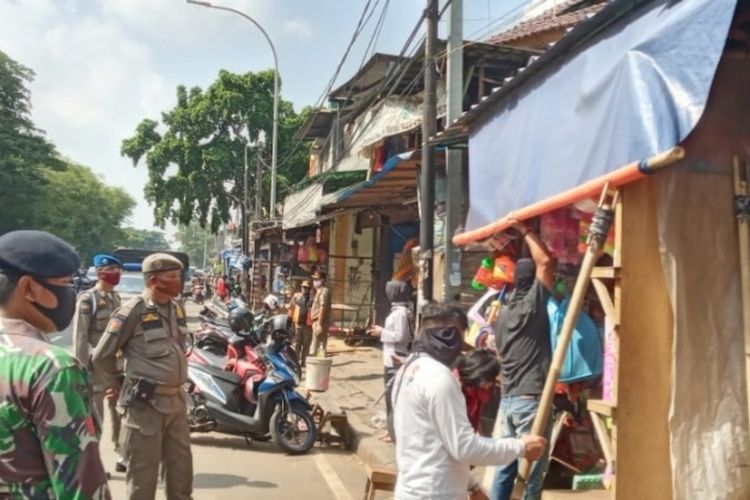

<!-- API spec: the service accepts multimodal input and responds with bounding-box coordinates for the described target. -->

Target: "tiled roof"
[488,0,606,46]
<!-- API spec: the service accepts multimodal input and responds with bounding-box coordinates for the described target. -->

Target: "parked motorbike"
[186,307,316,454]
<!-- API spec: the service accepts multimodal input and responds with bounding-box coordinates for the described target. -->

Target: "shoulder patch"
[106,315,126,336]
[79,301,92,315]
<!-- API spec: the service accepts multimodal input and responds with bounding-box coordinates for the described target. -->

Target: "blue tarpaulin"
[466,0,737,234]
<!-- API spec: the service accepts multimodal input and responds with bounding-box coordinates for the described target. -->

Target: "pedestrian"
[288,280,314,366]
[0,230,110,498]
[368,279,413,442]
[216,274,228,302]
[72,253,127,472]
[392,303,545,500]
[310,271,331,357]
[490,223,555,500]
[93,253,193,500]
[454,349,500,435]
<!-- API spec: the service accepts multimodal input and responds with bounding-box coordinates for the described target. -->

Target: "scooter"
[186,332,317,454]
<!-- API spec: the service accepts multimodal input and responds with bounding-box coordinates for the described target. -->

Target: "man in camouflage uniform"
[0,230,110,499]
[93,253,192,500]
[73,254,125,471]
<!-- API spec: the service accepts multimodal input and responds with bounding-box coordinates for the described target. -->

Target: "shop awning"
[322,150,421,210]
[449,0,737,245]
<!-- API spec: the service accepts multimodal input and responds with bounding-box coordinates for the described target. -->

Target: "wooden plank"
[587,399,616,418]
[591,279,617,325]
[616,179,673,499]
[591,267,618,279]
[732,156,750,439]
[590,411,615,465]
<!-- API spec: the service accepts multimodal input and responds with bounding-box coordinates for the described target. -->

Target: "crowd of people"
[0,230,193,499]
[369,221,555,500]
[0,221,555,500]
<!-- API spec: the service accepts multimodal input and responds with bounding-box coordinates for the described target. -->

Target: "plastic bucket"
[305,357,332,392]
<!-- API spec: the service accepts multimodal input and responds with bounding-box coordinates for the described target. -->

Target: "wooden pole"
[732,156,750,461]
[512,184,619,499]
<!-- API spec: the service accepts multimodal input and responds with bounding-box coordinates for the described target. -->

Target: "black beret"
[0,230,81,278]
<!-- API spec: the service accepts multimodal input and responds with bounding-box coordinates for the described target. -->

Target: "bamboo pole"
[512,184,619,499]
[732,156,750,459]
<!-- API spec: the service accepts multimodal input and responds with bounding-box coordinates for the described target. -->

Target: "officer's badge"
[141,312,162,331]
[80,301,92,315]
[176,307,185,319]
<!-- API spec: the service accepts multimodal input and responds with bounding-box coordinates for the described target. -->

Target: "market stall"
[436,0,750,498]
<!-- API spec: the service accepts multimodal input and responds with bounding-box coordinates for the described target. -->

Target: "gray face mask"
[32,280,77,332]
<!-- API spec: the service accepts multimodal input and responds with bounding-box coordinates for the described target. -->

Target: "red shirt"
[216,278,228,298]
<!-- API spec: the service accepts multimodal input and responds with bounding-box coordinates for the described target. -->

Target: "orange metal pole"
[453,147,685,246]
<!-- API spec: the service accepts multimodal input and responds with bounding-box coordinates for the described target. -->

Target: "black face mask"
[415,326,464,366]
[32,280,77,332]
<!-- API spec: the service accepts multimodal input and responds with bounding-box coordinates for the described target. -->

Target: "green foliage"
[117,228,170,251]
[174,222,220,270]
[36,163,136,264]
[0,51,136,264]
[122,69,310,232]
[0,50,60,234]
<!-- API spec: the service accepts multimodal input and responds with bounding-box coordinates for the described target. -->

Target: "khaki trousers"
[93,390,122,454]
[311,323,328,356]
[120,399,193,500]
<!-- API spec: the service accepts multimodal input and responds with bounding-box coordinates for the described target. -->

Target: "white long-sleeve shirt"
[381,305,412,368]
[392,354,525,500]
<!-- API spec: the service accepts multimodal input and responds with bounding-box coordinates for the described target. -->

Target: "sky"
[0,0,539,234]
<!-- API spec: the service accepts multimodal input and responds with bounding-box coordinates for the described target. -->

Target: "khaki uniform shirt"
[93,291,189,413]
[311,286,332,330]
[72,284,121,366]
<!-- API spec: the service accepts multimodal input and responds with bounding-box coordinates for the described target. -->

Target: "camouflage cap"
[142,253,183,274]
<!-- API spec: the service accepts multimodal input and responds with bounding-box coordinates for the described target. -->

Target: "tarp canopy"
[462,0,737,242]
[322,150,420,210]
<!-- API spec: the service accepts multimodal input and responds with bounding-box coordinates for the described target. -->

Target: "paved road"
[53,299,384,500]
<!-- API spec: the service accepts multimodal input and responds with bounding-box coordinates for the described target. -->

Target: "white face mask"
[313,280,322,289]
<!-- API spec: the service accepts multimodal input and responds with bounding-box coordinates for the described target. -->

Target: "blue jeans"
[490,395,552,500]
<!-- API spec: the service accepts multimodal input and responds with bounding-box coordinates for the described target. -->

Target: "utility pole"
[420,0,438,303]
[242,144,250,255]
[444,0,464,301]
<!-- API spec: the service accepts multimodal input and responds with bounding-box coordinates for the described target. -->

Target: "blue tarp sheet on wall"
[466,0,737,233]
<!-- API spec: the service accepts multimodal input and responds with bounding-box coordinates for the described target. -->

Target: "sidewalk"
[309,338,396,468]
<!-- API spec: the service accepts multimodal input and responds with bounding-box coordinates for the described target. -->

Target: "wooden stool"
[363,465,397,500]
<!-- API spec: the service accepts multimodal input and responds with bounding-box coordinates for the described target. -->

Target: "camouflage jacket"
[0,319,110,499]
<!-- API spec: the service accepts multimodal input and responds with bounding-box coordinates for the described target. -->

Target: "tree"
[118,228,170,250]
[121,69,310,232]
[174,222,220,270]
[35,163,136,264]
[0,50,60,233]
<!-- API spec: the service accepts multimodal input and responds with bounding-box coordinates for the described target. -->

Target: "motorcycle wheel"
[269,403,317,455]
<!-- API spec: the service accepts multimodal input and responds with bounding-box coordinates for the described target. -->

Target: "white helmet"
[263,294,280,310]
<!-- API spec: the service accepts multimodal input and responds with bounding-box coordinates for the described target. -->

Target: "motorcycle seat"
[199,364,243,384]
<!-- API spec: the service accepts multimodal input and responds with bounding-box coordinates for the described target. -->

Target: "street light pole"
[186,0,280,221]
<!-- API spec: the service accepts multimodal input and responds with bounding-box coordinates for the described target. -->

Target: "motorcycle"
[186,331,317,454]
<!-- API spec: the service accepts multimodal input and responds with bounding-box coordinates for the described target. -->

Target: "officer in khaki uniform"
[93,253,192,500]
[72,254,124,470]
[310,271,332,356]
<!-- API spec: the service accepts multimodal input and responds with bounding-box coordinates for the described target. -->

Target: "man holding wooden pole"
[490,224,555,500]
